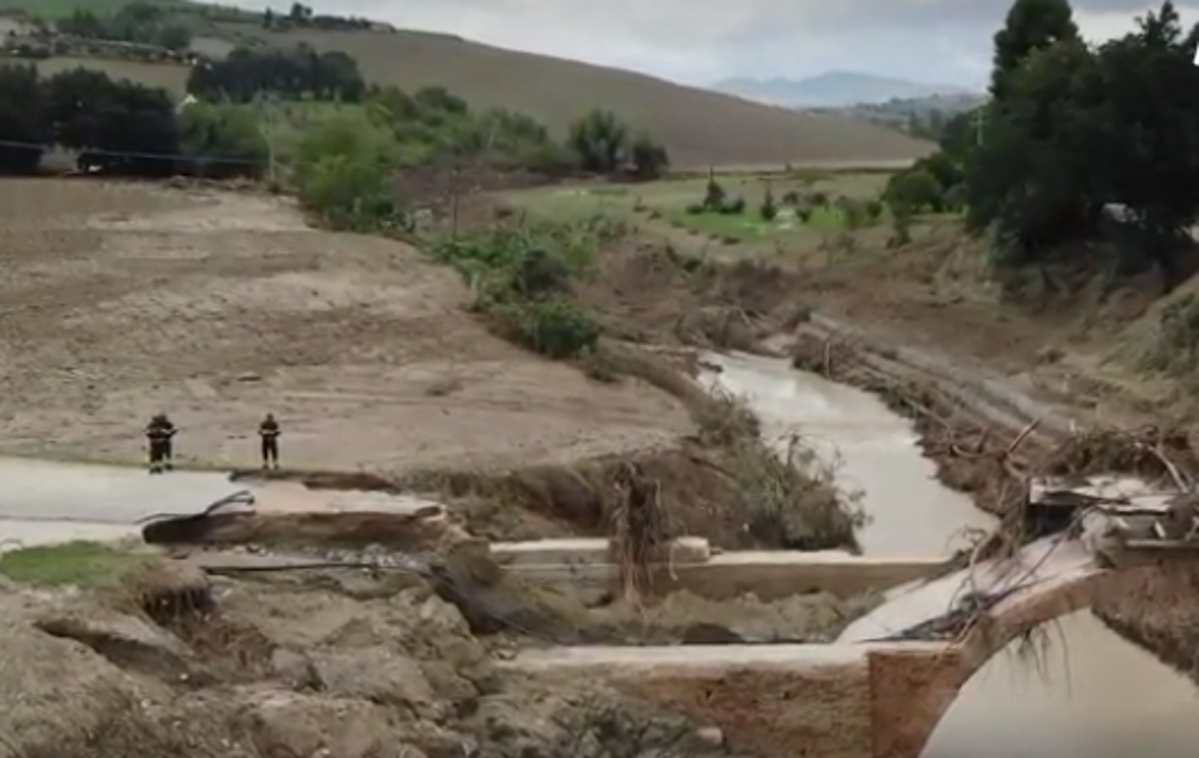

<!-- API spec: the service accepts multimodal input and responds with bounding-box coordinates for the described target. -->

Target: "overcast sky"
[250,1,1199,88]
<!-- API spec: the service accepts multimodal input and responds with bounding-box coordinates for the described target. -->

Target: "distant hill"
[713,71,976,109]
[1,1,935,168]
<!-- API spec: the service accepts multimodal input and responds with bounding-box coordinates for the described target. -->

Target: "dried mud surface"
[0,179,690,473]
[0,556,867,758]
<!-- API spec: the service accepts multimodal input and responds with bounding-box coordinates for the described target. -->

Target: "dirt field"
[0,178,691,472]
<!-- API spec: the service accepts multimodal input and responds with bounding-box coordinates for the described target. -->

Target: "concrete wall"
[506,645,879,758]
[503,562,1119,758]
[495,538,948,602]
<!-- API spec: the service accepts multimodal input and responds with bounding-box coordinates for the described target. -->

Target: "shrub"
[628,133,669,180]
[721,196,746,214]
[864,198,883,221]
[685,202,705,215]
[781,189,800,205]
[883,166,941,215]
[837,197,864,230]
[178,102,268,179]
[702,176,726,210]
[293,112,402,230]
[568,108,627,173]
[492,298,601,358]
[943,183,968,211]
[889,205,913,247]
[760,187,778,221]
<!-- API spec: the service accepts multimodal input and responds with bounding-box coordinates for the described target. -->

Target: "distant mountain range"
[712,71,978,108]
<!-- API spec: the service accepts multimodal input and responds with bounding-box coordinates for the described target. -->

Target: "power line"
[0,137,267,166]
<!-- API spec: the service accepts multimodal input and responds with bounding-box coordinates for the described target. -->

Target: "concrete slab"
[490,537,711,566]
[0,457,242,524]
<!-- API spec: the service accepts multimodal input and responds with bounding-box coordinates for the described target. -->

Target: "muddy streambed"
[702,352,996,556]
[707,351,1199,757]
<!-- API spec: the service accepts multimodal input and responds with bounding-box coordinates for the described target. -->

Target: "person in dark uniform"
[145,413,177,474]
[258,413,280,470]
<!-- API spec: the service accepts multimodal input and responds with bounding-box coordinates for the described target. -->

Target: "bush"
[889,205,913,247]
[943,183,967,211]
[721,196,746,214]
[760,187,777,221]
[883,167,941,215]
[628,133,669,180]
[178,102,268,178]
[864,198,883,221]
[568,108,627,173]
[702,176,725,210]
[492,298,601,358]
[836,197,864,230]
[685,202,704,215]
[781,189,800,205]
[293,112,402,230]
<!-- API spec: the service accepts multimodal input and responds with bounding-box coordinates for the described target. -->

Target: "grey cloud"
[230,1,1199,87]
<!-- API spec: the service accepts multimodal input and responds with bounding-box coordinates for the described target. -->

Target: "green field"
[509,171,893,248]
[0,0,172,19]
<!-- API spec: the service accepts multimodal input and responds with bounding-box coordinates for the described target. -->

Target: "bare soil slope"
[265,29,935,169]
[0,178,690,471]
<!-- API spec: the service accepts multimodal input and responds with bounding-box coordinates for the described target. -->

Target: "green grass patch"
[0,0,255,21]
[0,540,153,588]
[509,172,891,242]
[665,204,853,241]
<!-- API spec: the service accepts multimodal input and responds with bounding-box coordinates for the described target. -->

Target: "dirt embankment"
[0,554,866,758]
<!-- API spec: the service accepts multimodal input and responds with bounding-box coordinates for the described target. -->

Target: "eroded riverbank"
[5,327,1199,758]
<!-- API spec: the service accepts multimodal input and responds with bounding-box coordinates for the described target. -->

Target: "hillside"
[2,0,935,169]
[713,72,974,109]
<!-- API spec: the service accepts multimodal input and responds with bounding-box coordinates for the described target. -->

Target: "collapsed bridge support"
[501,549,1131,758]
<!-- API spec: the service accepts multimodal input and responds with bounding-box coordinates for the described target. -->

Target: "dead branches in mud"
[610,461,669,606]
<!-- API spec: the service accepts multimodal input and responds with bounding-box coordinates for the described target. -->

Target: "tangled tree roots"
[1041,425,1196,489]
[119,559,214,625]
[610,461,670,606]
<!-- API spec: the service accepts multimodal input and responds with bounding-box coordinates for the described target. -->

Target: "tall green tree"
[43,68,180,175]
[990,0,1080,100]
[1090,1,1199,288]
[0,63,46,174]
[967,38,1107,261]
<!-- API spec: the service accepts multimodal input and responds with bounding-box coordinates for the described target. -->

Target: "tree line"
[0,43,671,187]
[884,0,1199,292]
[55,1,192,52]
[187,44,367,102]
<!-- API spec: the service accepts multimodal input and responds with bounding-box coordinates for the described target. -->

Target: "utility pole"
[256,92,278,184]
[973,106,988,147]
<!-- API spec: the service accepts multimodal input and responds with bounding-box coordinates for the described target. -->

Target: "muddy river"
[707,352,1199,758]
